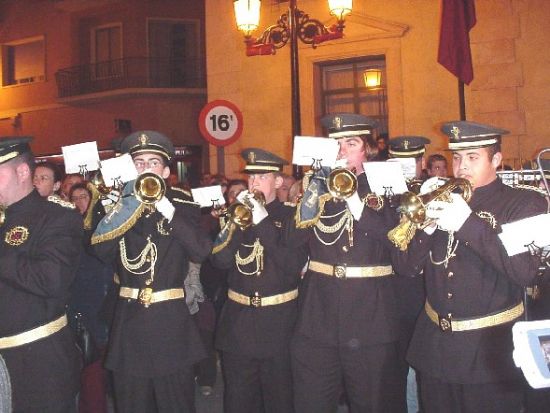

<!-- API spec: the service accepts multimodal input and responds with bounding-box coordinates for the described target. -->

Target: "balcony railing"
[55,57,206,98]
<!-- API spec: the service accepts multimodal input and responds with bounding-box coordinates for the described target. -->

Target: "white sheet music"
[364,161,409,196]
[292,136,338,167]
[62,141,100,174]
[499,213,550,256]
[100,154,138,186]
[191,185,226,208]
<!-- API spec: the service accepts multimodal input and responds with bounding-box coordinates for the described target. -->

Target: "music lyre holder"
[525,241,550,269]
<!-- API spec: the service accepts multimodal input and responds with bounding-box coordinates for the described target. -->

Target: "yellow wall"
[206,0,550,178]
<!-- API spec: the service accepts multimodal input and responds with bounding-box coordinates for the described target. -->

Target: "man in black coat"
[286,114,406,412]
[92,130,212,412]
[211,148,307,413]
[0,137,83,412]
[393,121,548,413]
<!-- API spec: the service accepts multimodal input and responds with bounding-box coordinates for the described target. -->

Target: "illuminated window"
[1,36,45,87]
[319,56,388,134]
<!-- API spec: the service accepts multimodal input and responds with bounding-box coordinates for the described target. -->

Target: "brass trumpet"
[326,168,358,200]
[134,172,166,205]
[0,205,5,226]
[224,190,266,229]
[388,178,472,250]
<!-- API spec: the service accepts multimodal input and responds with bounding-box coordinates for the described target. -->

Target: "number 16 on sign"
[198,100,243,147]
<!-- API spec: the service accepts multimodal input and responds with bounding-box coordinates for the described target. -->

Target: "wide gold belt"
[119,287,185,308]
[228,288,298,308]
[425,300,524,332]
[308,260,393,279]
[0,314,67,350]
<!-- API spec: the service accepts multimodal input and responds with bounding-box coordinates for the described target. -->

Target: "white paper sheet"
[62,141,100,174]
[387,157,417,180]
[191,185,226,208]
[100,153,138,186]
[292,136,339,167]
[498,213,550,256]
[363,161,409,196]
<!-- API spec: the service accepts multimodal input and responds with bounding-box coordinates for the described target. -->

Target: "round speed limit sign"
[198,100,243,147]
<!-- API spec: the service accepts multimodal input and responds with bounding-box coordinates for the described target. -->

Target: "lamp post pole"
[289,0,302,178]
[235,0,351,178]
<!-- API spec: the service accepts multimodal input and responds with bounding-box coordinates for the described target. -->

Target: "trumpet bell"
[327,168,357,200]
[89,171,112,195]
[226,203,253,229]
[134,172,166,204]
[388,177,472,250]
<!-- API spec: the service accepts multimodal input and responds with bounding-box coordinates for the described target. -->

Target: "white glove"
[426,193,471,232]
[101,189,121,206]
[345,191,364,221]
[419,177,447,195]
[248,196,268,225]
[156,196,176,222]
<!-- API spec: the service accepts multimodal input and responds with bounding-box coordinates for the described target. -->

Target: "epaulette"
[515,184,549,197]
[47,195,76,209]
[172,187,192,197]
[173,197,201,206]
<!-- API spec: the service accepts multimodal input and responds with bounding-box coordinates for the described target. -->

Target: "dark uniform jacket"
[211,200,307,358]
[393,178,547,384]
[92,187,212,377]
[0,190,83,410]
[285,173,401,347]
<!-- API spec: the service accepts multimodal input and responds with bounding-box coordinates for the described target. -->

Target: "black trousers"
[112,368,195,413]
[15,397,77,413]
[419,374,524,413]
[291,334,406,413]
[222,350,293,413]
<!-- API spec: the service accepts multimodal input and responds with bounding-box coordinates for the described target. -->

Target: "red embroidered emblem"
[4,226,29,246]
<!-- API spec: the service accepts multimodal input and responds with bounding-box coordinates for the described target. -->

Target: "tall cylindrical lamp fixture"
[328,0,353,21]
[234,0,262,37]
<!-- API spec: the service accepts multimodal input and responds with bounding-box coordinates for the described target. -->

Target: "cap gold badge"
[5,226,29,246]
[451,126,461,140]
[403,140,409,150]
[248,151,256,163]
[333,116,342,130]
[139,133,149,147]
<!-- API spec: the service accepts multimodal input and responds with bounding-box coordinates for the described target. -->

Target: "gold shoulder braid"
[47,195,76,209]
[172,187,193,197]
[314,208,354,246]
[235,238,264,276]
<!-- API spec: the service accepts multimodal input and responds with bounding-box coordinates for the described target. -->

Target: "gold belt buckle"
[139,287,153,308]
[333,264,346,279]
[249,292,262,308]
[438,313,452,332]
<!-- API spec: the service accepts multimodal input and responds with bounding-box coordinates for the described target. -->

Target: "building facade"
[0,0,208,184]
[206,0,550,177]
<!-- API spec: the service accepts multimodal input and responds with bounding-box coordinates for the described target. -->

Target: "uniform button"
[146,257,151,262]
[447,292,453,299]
[448,271,454,278]
[342,246,349,252]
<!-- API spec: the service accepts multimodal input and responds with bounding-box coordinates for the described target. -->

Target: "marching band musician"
[0,137,83,412]
[387,135,432,412]
[285,113,406,412]
[91,131,212,413]
[210,148,307,413]
[392,121,548,413]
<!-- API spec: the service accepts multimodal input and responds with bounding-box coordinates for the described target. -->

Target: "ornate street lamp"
[234,0,353,177]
